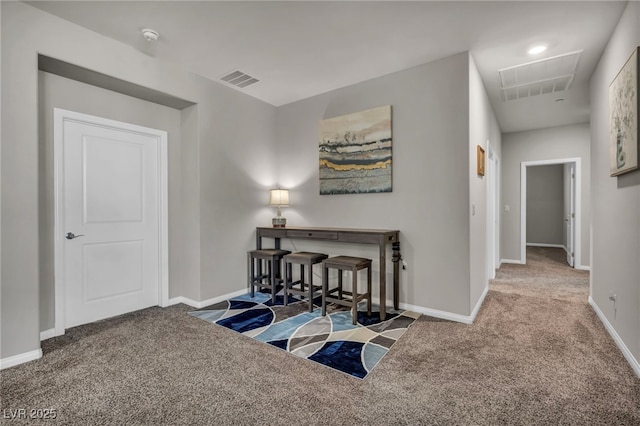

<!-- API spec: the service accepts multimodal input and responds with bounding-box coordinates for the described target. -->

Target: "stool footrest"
[324,293,369,305]
[287,285,321,297]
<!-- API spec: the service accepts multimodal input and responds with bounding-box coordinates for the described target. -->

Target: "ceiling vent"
[219,70,260,88]
[498,50,582,101]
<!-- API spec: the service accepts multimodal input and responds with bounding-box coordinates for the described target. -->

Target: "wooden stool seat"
[248,249,291,303]
[250,249,291,260]
[284,251,328,312]
[322,256,372,324]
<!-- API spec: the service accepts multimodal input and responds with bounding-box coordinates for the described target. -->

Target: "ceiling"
[25,1,627,133]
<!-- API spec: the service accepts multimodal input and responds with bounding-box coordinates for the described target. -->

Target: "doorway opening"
[520,158,581,268]
[53,109,169,335]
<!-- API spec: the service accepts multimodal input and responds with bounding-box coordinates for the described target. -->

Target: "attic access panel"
[499,51,582,101]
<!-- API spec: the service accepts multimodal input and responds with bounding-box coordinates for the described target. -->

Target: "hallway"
[491,246,589,303]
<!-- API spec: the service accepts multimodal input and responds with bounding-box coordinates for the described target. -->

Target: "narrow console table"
[256,226,400,320]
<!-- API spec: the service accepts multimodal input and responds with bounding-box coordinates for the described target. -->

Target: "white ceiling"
[25,1,627,133]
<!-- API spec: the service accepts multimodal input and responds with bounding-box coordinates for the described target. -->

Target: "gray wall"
[1,1,277,359]
[526,165,564,246]
[274,51,498,317]
[501,123,591,267]
[589,1,640,370]
[469,55,502,307]
[38,71,184,330]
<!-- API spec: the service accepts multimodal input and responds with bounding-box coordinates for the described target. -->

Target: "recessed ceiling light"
[528,45,547,55]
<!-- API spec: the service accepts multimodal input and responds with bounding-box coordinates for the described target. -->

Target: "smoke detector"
[141,29,159,42]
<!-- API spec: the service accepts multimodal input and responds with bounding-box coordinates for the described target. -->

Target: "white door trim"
[494,154,501,270]
[53,108,169,336]
[486,140,500,280]
[566,164,576,267]
[520,157,581,267]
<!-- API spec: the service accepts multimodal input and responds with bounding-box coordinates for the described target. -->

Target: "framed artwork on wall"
[609,46,639,177]
[477,145,485,176]
[318,105,392,194]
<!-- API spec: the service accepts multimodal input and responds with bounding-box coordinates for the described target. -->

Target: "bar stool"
[283,252,329,312]
[322,256,372,325]
[248,249,291,303]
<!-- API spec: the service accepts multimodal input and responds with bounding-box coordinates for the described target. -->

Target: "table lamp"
[269,188,289,228]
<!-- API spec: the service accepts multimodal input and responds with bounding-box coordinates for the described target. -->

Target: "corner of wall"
[468,51,501,315]
[180,105,201,302]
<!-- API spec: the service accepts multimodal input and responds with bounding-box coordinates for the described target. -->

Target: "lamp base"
[272,216,287,228]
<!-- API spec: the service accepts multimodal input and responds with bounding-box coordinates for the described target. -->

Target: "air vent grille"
[219,70,259,88]
[498,50,582,101]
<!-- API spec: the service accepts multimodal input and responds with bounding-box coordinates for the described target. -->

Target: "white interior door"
[55,109,167,330]
[566,164,575,267]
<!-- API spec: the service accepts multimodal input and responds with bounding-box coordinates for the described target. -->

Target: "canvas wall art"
[609,47,639,177]
[319,105,392,195]
[477,145,485,176]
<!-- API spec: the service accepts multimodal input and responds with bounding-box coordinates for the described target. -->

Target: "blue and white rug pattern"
[189,292,419,379]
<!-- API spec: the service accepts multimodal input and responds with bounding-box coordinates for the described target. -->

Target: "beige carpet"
[491,245,590,302]
[1,246,639,424]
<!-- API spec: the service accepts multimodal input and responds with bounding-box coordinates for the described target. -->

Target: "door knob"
[65,232,85,240]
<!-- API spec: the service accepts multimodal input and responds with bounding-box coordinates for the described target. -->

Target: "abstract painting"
[609,47,639,176]
[319,105,392,194]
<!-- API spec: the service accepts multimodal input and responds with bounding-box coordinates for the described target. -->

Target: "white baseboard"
[0,349,42,370]
[170,286,492,326]
[526,243,565,249]
[469,285,489,322]
[575,265,591,271]
[501,259,524,265]
[399,286,488,325]
[40,328,58,341]
[589,296,640,378]
[169,288,487,326]
[168,289,249,309]
[167,296,195,307]
[400,302,474,324]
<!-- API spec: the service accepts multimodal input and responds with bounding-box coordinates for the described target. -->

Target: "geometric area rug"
[188,291,419,379]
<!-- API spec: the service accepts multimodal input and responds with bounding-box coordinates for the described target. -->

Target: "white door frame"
[53,108,169,336]
[520,157,581,268]
[494,154,501,271]
[566,163,576,267]
[486,140,500,279]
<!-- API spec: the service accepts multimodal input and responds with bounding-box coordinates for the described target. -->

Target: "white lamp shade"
[269,189,290,207]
